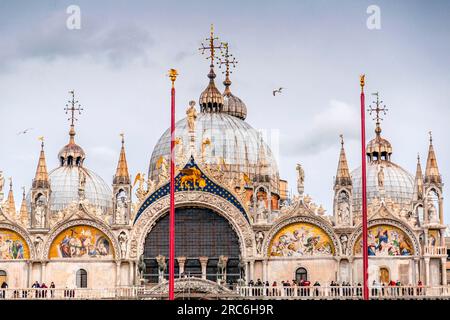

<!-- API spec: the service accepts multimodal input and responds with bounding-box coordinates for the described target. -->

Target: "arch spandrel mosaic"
[268,223,334,257]
[354,225,414,256]
[0,229,30,259]
[49,225,114,259]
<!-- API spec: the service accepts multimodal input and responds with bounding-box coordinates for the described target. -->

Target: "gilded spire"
[413,154,424,201]
[33,137,50,189]
[366,92,392,162]
[114,133,131,185]
[7,178,16,217]
[64,90,83,144]
[198,24,224,112]
[19,186,29,226]
[368,92,388,137]
[425,131,441,184]
[335,134,352,187]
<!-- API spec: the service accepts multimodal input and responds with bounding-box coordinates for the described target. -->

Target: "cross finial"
[339,134,344,147]
[199,24,223,70]
[218,42,238,93]
[367,91,388,136]
[120,132,125,145]
[429,131,433,144]
[64,90,83,126]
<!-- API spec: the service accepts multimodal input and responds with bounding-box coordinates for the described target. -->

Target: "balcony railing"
[423,246,447,256]
[0,285,450,300]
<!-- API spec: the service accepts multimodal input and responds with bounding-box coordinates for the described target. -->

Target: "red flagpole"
[168,69,178,300]
[360,75,369,300]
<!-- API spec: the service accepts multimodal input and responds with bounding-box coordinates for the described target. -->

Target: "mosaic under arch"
[268,222,334,257]
[0,229,30,259]
[49,225,114,259]
[354,224,414,256]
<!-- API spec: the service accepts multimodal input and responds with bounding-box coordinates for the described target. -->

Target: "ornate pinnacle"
[64,90,83,126]
[218,42,238,94]
[168,69,178,88]
[199,24,223,78]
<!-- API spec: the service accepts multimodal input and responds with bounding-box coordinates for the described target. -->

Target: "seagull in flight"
[273,87,285,96]
[17,128,34,135]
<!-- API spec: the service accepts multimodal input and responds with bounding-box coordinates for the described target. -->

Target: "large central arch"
[130,191,255,264]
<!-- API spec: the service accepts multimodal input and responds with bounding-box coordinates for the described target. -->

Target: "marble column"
[441,257,447,285]
[262,260,268,283]
[129,261,134,286]
[424,257,430,285]
[199,257,208,280]
[116,261,121,286]
[177,257,186,278]
[27,261,32,287]
[41,261,47,283]
[249,260,255,282]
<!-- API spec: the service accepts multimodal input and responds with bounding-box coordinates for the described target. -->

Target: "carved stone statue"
[135,173,147,201]
[116,194,128,224]
[340,234,348,255]
[255,231,264,254]
[118,232,128,258]
[78,170,87,200]
[156,255,167,283]
[186,100,197,133]
[296,164,305,196]
[377,165,385,188]
[217,255,228,281]
[138,254,146,279]
[428,204,438,222]
[34,196,46,228]
[34,236,44,258]
[337,191,350,225]
[238,256,246,282]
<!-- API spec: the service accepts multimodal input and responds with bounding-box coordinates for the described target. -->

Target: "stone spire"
[113,133,130,185]
[33,138,50,189]
[19,187,29,227]
[425,132,441,184]
[6,178,16,217]
[413,154,424,201]
[335,135,352,188]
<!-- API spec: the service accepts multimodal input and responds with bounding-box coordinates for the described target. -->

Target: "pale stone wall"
[267,258,337,284]
[44,261,117,288]
[353,258,414,284]
[0,262,28,287]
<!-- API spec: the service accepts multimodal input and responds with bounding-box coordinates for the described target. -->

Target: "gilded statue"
[180,167,206,189]
[186,100,197,132]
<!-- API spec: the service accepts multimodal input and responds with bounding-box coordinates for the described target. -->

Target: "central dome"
[149,112,280,193]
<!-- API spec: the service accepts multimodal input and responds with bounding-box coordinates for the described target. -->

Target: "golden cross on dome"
[218,42,238,77]
[368,92,388,131]
[199,24,223,66]
[64,90,83,126]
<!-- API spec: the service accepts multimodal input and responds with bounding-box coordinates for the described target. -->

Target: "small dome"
[223,93,247,120]
[47,166,112,213]
[366,135,392,162]
[199,68,224,113]
[351,160,414,213]
[58,126,86,166]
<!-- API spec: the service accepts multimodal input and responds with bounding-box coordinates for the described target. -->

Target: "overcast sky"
[0,0,449,222]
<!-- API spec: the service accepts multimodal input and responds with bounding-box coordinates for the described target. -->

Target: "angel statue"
[186,100,197,133]
[296,164,305,196]
[133,173,147,202]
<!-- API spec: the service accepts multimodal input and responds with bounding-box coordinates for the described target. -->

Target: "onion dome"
[199,67,224,112]
[351,93,414,212]
[58,124,86,167]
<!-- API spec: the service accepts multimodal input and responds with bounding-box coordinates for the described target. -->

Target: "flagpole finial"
[360,74,365,92]
[168,69,178,88]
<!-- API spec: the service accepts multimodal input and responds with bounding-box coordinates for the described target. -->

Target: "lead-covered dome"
[149,112,280,193]
[351,161,414,213]
[47,166,112,213]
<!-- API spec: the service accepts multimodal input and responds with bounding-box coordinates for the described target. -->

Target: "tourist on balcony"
[0,281,7,299]
[313,281,320,297]
[50,282,55,298]
[31,281,40,298]
[41,283,48,298]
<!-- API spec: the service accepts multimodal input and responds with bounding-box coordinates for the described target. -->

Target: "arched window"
[76,269,87,288]
[0,270,7,285]
[295,267,308,282]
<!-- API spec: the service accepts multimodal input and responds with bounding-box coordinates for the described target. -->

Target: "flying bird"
[272,87,285,96]
[17,128,34,135]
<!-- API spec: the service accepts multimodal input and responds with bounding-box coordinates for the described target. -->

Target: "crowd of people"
[0,281,67,299]
[241,279,427,297]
